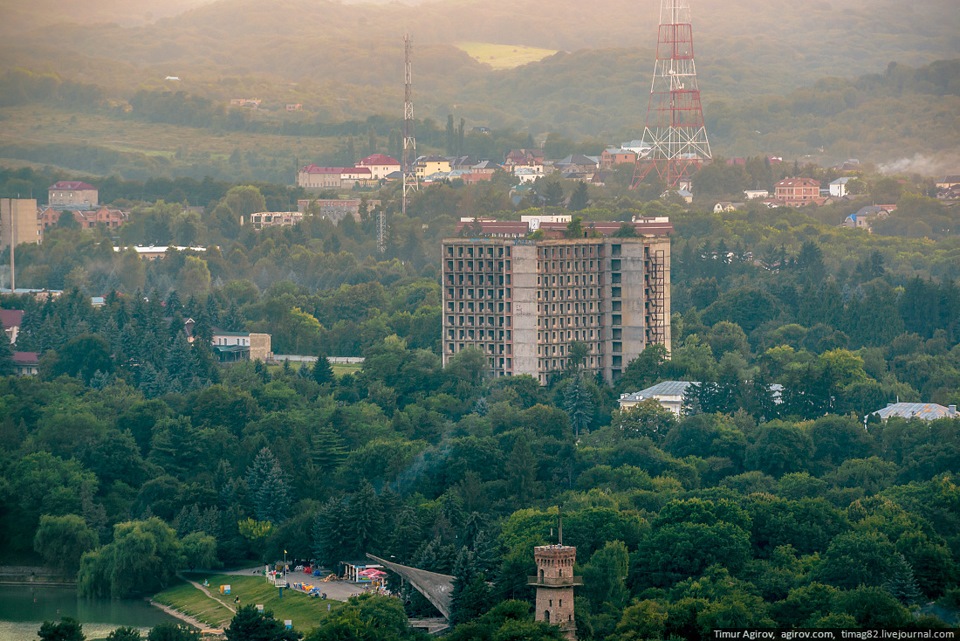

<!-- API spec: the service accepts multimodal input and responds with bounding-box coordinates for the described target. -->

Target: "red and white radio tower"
[631,0,711,189]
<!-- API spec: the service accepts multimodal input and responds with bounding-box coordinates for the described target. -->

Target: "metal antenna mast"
[392,34,418,249]
[631,0,711,189]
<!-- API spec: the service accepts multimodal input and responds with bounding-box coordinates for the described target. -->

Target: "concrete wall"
[249,333,272,362]
[510,243,539,380]
[0,198,40,252]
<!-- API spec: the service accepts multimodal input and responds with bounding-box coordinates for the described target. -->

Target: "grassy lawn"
[331,362,361,377]
[456,41,558,69]
[154,574,341,631]
[267,362,362,377]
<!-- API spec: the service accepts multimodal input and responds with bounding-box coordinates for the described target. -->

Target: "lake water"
[0,585,181,640]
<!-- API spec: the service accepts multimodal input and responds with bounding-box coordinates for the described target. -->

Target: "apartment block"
[0,198,41,252]
[441,219,671,384]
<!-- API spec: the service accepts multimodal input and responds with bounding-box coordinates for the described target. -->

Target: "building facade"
[39,206,127,230]
[48,182,98,209]
[297,165,345,190]
[0,198,41,253]
[247,211,304,230]
[618,380,693,415]
[356,154,401,180]
[529,545,581,641]
[441,219,671,384]
[774,177,825,206]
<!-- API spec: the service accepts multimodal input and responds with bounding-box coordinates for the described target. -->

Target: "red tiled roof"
[13,351,39,364]
[358,154,399,166]
[344,167,372,176]
[49,181,96,190]
[0,309,24,329]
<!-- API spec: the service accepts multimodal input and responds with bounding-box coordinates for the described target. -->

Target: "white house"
[356,154,400,180]
[514,167,542,183]
[830,177,856,198]
[619,381,694,416]
[211,330,272,362]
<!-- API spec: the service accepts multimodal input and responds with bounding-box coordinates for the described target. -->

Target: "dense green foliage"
[2,150,959,637]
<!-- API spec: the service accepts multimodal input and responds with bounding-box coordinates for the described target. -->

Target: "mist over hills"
[7,0,957,88]
[1,0,958,170]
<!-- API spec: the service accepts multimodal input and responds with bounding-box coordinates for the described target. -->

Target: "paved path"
[148,596,226,636]
[147,573,234,635]
[215,566,362,602]
[181,574,236,614]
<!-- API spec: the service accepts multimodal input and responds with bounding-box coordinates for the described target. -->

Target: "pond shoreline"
[147,598,223,635]
[0,566,74,587]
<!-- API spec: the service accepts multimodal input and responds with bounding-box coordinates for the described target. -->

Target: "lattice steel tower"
[401,34,418,216]
[631,0,711,189]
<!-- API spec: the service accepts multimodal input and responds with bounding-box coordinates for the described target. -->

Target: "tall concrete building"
[441,217,671,384]
[0,198,41,253]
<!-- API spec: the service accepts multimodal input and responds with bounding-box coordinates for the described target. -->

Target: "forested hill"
[0,58,956,179]
[3,0,956,102]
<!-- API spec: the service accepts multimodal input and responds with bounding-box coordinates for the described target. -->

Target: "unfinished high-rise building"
[441,217,671,384]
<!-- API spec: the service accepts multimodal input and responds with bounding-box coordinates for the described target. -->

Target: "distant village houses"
[40,206,128,230]
[355,154,401,180]
[600,147,637,170]
[48,181,98,210]
[416,155,452,180]
[0,309,23,344]
[773,177,826,207]
[298,198,381,223]
[936,175,960,200]
[12,352,39,377]
[183,319,272,363]
[829,177,857,198]
[297,165,345,190]
[842,205,894,232]
[297,154,401,191]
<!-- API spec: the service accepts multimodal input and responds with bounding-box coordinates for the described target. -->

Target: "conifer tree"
[451,547,492,624]
[0,327,14,376]
[246,448,291,524]
[563,374,594,437]
[312,355,334,385]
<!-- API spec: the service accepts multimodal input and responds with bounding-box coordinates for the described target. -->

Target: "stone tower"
[529,544,582,640]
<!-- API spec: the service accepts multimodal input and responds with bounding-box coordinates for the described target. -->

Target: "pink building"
[774,177,825,207]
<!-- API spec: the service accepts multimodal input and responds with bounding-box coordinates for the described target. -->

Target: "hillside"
[0,57,956,180]
[4,0,956,99]
[0,0,958,176]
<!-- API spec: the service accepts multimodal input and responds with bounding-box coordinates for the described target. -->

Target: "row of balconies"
[445,244,510,258]
[445,288,510,299]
